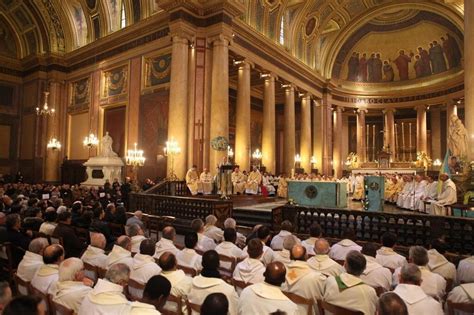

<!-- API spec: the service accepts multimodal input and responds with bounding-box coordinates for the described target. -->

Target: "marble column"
[333,106,343,178]
[357,108,367,163]
[44,81,63,182]
[430,106,441,161]
[416,105,427,153]
[300,94,312,173]
[167,35,189,179]
[262,73,276,174]
[234,60,251,171]
[312,100,323,173]
[209,35,229,172]
[465,0,474,160]
[283,84,296,174]
[383,108,396,157]
[321,91,333,175]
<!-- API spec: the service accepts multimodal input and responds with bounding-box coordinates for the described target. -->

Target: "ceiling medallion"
[305,17,317,37]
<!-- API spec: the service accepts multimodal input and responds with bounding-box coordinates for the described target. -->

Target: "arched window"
[120,1,127,28]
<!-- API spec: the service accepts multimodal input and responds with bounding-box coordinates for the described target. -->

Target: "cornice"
[158,0,245,18]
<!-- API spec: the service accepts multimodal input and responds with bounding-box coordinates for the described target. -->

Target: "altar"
[351,168,424,175]
[288,181,347,208]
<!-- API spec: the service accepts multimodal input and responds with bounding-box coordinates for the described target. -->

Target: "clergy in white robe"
[238,261,298,315]
[176,232,202,273]
[376,232,407,270]
[352,174,365,200]
[270,221,301,250]
[203,215,224,243]
[127,224,147,254]
[329,238,362,262]
[78,264,131,315]
[154,226,179,259]
[262,173,276,195]
[233,239,266,286]
[281,245,326,315]
[106,236,134,269]
[393,263,443,315]
[81,233,108,272]
[185,166,201,196]
[31,244,64,295]
[277,175,288,198]
[215,228,247,272]
[429,174,457,215]
[191,218,216,252]
[199,168,213,195]
[397,175,415,209]
[128,301,161,315]
[129,239,162,299]
[301,223,322,256]
[417,177,438,212]
[231,167,246,194]
[224,218,246,248]
[401,175,426,210]
[457,256,474,283]
[447,283,474,315]
[307,238,345,277]
[16,237,49,284]
[359,247,392,291]
[52,258,93,313]
[245,167,262,195]
[428,246,456,282]
[323,251,378,315]
[274,235,299,266]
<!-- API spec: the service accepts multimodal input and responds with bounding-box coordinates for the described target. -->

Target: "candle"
[372,124,376,162]
[394,123,398,161]
[408,123,412,161]
[401,122,405,161]
[366,124,369,162]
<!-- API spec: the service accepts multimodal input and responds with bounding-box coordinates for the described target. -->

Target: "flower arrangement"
[345,152,359,168]
[210,136,229,151]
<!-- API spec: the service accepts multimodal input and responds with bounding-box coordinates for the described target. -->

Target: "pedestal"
[82,156,125,187]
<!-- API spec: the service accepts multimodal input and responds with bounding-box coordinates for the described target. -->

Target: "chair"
[13,273,30,295]
[51,299,74,315]
[335,259,345,266]
[161,294,183,315]
[374,286,387,297]
[447,300,474,315]
[283,292,314,315]
[30,285,52,315]
[177,265,197,277]
[186,300,201,315]
[83,262,98,283]
[232,279,251,291]
[218,254,237,279]
[317,300,364,315]
[128,278,146,300]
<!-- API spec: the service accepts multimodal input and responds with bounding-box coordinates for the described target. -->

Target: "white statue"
[448,114,468,159]
[100,132,118,157]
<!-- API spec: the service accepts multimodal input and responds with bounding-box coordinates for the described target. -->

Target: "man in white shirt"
[31,244,64,295]
[154,226,179,259]
[393,246,446,300]
[233,239,266,285]
[127,223,146,254]
[106,235,134,269]
[129,239,162,299]
[447,282,474,312]
[323,251,378,315]
[329,228,362,262]
[159,252,193,314]
[393,263,443,315]
[188,250,238,314]
[376,232,407,270]
[52,258,94,313]
[17,237,49,285]
[243,225,274,266]
[191,218,216,252]
[224,218,246,248]
[78,263,130,315]
[360,242,392,291]
[273,235,299,265]
[215,228,247,262]
[307,238,345,277]
[282,245,326,315]
[81,233,108,281]
[429,173,457,215]
[301,223,322,256]
[270,220,301,250]
[199,168,213,195]
[203,215,224,243]
[428,239,456,282]
[457,255,474,283]
[238,261,298,315]
[176,232,202,273]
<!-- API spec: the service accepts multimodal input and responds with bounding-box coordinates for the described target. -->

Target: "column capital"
[357,108,368,114]
[208,33,232,46]
[169,21,195,42]
[234,59,254,69]
[260,72,278,81]
[382,108,396,114]
[334,106,344,113]
[281,83,296,92]
[414,104,427,112]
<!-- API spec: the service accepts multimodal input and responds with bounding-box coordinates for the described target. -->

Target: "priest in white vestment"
[301,223,322,256]
[188,251,238,315]
[158,253,193,315]
[31,244,64,295]
[429,174,457,215]
[78,264,131,315]
[176,232,202,273]
[273,235,299,266]
[307,238,345,277]
[323,251,378,315]
[397,175,415,209]
[417,176,438,212]
[281,245,326,315]
[270,220,301,250]
[81,233,108,281]
[277,175,288,198]
[129,239,162,299]
[329,230,362,262]
[352,174,365,200]
[376,232,407,270]
[106,236,134,269]
[185,165,201,196]
[359,243,392,291]
[245,167,262,195]
[231,167,246,194]
[457,256,474,283]
[427,241,456,282]
[447,283,474,315]
[243,225,274,266]
[233,239,266,288]
[127,223,147,254]
[154,226,179,259]
[393,263,443,315]
[238,261,298,315]
[203,215,224,243]
[262,173,276,195]
[401,175,426,210]
[199,168,213,195]
[224,218,246,248]
[191,219,216,252]
[52,258,94,313]
[17,237,49,286]
[215,228,247,272]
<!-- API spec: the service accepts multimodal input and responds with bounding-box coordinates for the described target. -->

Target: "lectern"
[218,164,233,199]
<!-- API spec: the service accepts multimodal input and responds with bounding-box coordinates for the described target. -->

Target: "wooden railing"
[129,192,232,233]
[144,180,190,196]
[272,205,474,255]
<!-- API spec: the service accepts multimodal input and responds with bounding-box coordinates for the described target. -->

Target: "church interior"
[0,0,474,314]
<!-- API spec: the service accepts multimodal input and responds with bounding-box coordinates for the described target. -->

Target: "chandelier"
[125,143,145,167]
[227,146,234,160]
[36,91,55,116]
[252,149,262,168]
[83,133,99,148]
[164,138,181,181]
[47,138,61,151]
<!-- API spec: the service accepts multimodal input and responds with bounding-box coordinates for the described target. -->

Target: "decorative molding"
[101,64,129,99]
[68,76,90,113]
[142,52,172,91]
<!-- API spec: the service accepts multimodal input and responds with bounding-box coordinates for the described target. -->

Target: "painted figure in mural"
[393,50,414,80]
[417,46,432,76]
[101,132,118,157]
[414,55,424,78]
[358,53,368,82]
[448,114,468,159]
[347,52,359,81]
[373,53,383,82]
[429,41,447,74]
[367,53,376,82]
[382,60,394,82]
[442,34,462,69]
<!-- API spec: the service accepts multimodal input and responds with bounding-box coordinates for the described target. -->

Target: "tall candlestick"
[366,124,369,162]
[408,122,412,161]
[394,123,398,161]
[401,122,406,161]
[372,124,376,162]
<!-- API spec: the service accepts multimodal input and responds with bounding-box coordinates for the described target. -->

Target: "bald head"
[264,262,287,286]
[140,239,156,256]
[158,252,177,271]
[43,244,64,265]
[378,292,408,315]
[314,238,330,255]
[162,226,176,241]
[290,244,306,261]
[134,210,143,219]
[90,233,106,249]
[116,235,131,251]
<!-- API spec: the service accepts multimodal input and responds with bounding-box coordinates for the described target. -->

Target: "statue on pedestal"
[448,114,468,159]
[100,132,118,157]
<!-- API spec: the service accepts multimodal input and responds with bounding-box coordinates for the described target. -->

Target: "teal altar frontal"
[288,181,347,208]
[364,176,385,212]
